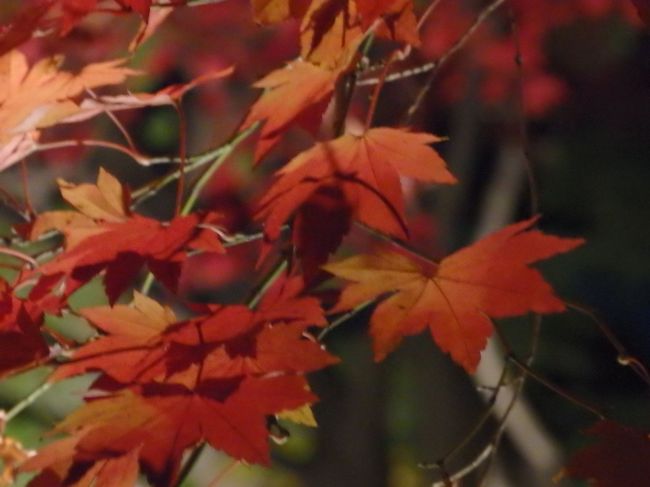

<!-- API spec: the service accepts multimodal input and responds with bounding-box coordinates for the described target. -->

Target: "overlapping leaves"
[257,127,456,276]
[27,168,225,304]
[22,284,337,485]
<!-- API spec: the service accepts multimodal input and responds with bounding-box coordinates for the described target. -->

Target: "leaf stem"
[365,51,398,130]
[405,0,506,122]
[176,443,205,486]
[566,301,650,387]
[4,380,52,423]
[246,259,288,309]
[0,247,39,269]
[508,5,539,216]
[420,366,509,472]
[174,102,189,217]
[180,124,257,216]
[491,318,605,419]
[507,354,606,420]
[318,299,375,341]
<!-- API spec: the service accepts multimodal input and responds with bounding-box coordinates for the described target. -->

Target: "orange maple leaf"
[257,127,455,276]
[299,0,419,67]
[0,50,136,144]
[36,287,336,484]
[252,0,311,24]
[243,60,339,163]
[323,217,583,372]
[30,169,225,303]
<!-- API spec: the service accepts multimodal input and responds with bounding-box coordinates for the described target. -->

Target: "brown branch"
[365,51,398,129]
[508,5,539,216]
[404,0,507,122]
[174,102,188,216]
[492,320,606,420]
[0,247,38,269]
[566,301,650,387]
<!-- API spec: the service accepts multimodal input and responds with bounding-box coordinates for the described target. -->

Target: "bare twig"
[318,299,376,341]
[430,444,495,487]
[4,380,53,423]
[405,0,506,122]
[174,102,188,216]
[508,6,539,216]
[0,247,39,269]
[566,301,650,387]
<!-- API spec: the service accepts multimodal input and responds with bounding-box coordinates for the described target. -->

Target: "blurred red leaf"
[561,420,650,487]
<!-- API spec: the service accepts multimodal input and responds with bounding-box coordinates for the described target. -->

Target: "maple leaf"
[0,0,55,56]
[36,377,315,485]
[63,66,234,128]
[21,436,141,487]
[242,60,339,163]
[631,0,650,25]
[40,287,336,484]
[52,292,176,383]
[252,0,310,23]
[257,127,456,276]
[56,286,335,384]
[559,420,650,487]
[323,217,583,372]
[0,279,55,378]
[33,169,225,303]
[0,304,49,379]
[0,50,136,144]
[116,0,153,20]
[300,0,419,67]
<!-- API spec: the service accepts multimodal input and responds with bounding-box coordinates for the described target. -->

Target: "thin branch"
[32,139,152,166]
[493,318,605,420]
[405,0,507,122]
[420,366,509,473]
[0,247,39,268]
[365,50,398,129]
[318,299,375,341]
[246,259,288,309]
[332,71,357,137]
[86,88,138,151]
[180,124,258,216]
[208,459,239,487]
[175,443,205,487]
[566,301,650,387]
[353,221,437,267]
[174,102,188,216]
[0,186,28,219]
[418,0,444,31]
[19,160,34,216]
[508,6,539,216]
[430,444,495,487]
[508,355,606,420]
[4,380,53,423]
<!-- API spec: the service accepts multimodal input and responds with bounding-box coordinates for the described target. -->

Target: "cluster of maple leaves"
[1,0,649,486]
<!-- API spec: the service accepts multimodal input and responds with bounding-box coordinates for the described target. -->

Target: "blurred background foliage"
[0,0,649,485]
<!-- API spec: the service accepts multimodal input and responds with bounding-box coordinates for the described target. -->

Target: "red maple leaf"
[560,420,650,487]
[23,377,314,485]
[36,287,336,484]
[631,0,650,25]
[242,60,339,163]
[323,217,583,372]
[257,127,456,276]
[0,282,50,378]
[31,169,225,303]
[55,288,334,384]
